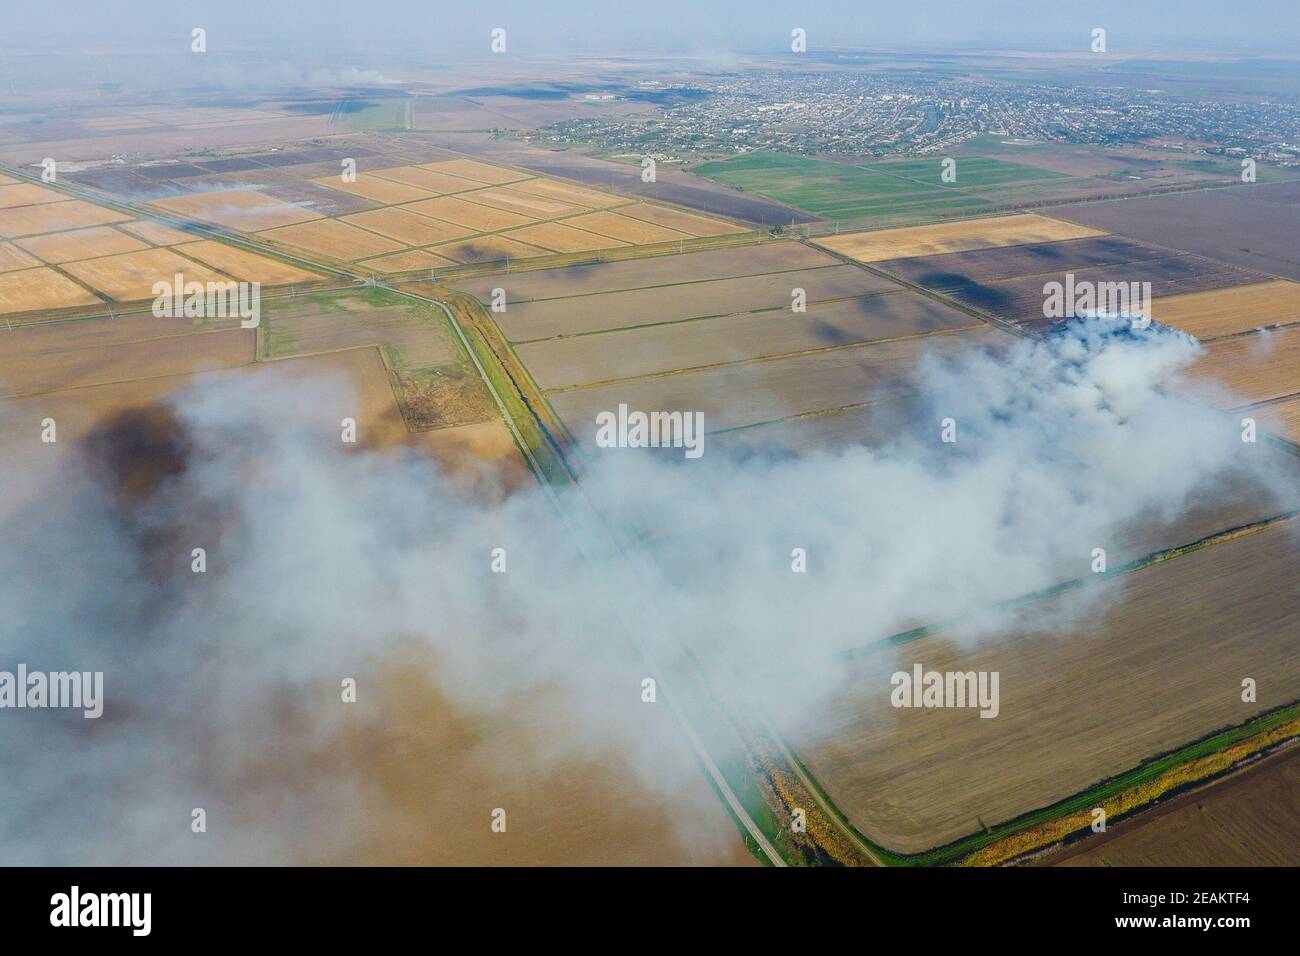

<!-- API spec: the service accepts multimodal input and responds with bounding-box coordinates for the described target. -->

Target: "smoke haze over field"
[0,320,1296,863]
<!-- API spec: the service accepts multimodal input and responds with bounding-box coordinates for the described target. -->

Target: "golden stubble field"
[816,213,1106,263]
[147,155,748,274]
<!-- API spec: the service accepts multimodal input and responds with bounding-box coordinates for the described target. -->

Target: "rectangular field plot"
[1181,325,1300,407]
[953,255,1263,326]
[172,241,321,285]
[1264,395,1300,443]
[149,189,323,231]
[340,207,472,246]
[422,159,531,185]
[433,234,549,264]
[517,292,978,389]
[401,196,536,231]
[261,297,460,368]
[506,178,627,209]
[0,326,254,397]
[1045,181,1300,282]
[549,326,1005,444]
[793,520,1300,853]
[0,241,42,272]
[462,187,591,219]
[0,199,132,239]
[368,165,487,194]
[0,267,101,314]
[60,248,232,302]
[502,222,628,254]
[615,203,750,237]
[311,174,435,205]
[0,182,70,209]
[563,209,690,244]
[876,235,1172,289]
[358,249,458,273]
[815,214,1106,263]
[257,219,406,261]
[1151,281,1300,341]
[495,265,896,342]
[116,220,199,246]
[15,226,149,264]
[451,241,837,303]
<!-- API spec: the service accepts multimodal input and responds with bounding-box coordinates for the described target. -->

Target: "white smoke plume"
[0,318,1295,863]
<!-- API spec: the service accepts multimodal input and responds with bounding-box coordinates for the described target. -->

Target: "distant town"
[533,70,1300,165]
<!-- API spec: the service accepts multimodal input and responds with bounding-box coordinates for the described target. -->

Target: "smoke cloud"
[0,318,1294,863]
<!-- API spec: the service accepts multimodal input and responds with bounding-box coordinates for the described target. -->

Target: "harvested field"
[369,165,486,193]
[550,326,1005,442]
[507,177,628,209]
[1264,395,1300,443]
[495,265,898,341]
[258,218,406,261]
[462,186,590,219]
[0,198,131,238]
[876,235,1172,288]
[0,182,68,209]
[262,295,460,369]
[1151,281,1300,340]
[795,520,1300,853]
[150,189,323,231]
[116,220,200,246]
[503,222,628,254]
[311,175,435,205]
[451,241,837,302]
[953,255,1262,325]
[617,202,750,237]
[1050,744,1300,866]
[0,241,41,272]
[0,267,101,314]
[815,214,1106,263]
[1182,325,1300,407]
[172,241,322,286]
[1047,181,1300,282]
[423,159,530,185]
[518,292,978,389]
[15,226,149,263]
[61,247,232,302]
[340,207,472,246]
[565,209,690,244]
[402,196,535,232]
[358,249,458,273]
[0,327,254,398]
[435,234,548,264]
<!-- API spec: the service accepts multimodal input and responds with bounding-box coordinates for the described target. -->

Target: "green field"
[692,152,1083,224]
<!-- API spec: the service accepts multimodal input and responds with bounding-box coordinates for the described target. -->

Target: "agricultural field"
[814,213,1104,263]
[1181,325,1300,409]
[1149,280,1300,340]
[451,238,996,449]
[1046,181,1300,282]
[1049,745,1300,866]
[793,518,1300,854]
[0,169,328,318]
[691,151,1202,229]
[140,155,751,274]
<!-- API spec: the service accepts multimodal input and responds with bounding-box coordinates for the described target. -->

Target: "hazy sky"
[6,0,1300,56]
